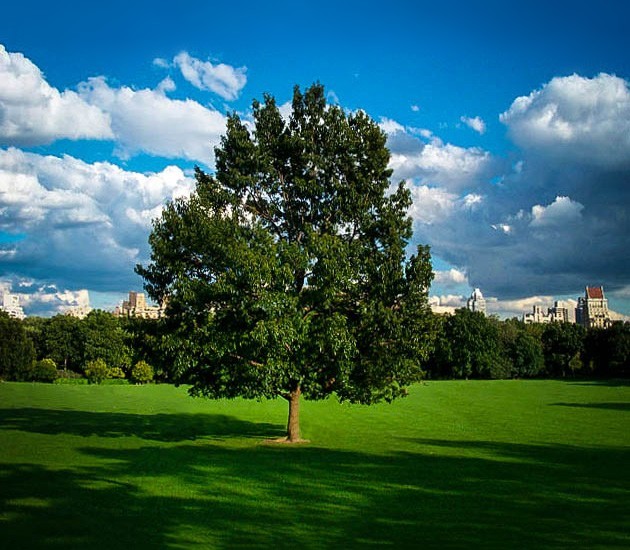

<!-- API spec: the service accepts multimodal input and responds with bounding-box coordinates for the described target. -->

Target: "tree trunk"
[286,386,301,442]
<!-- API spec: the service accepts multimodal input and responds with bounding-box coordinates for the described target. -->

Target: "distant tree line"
[0,308,628,384]
[425,309,630,379]
[0,310,164,384]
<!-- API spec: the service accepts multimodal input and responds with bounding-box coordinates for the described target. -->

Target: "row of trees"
[2,307,628,384]
[0,310,155,384]
[426,308,630,379]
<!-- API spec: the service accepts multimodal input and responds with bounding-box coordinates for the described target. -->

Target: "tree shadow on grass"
[550,402,630,411]
[1,414,629,548]
[0,408,284,442]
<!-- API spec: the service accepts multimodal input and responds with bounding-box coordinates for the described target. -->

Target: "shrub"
[84,358,110,384]
[108,366,126,379]
[56,369,85,380]
[130,360,154,384]
[33,358,58,383]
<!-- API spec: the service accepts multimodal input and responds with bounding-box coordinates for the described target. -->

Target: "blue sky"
[1,0,629,318]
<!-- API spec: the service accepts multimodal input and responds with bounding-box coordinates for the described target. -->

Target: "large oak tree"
[137,84,434,442]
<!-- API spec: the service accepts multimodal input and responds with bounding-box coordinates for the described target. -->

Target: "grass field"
[0,380,629,548]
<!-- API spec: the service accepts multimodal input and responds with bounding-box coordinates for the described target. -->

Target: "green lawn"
[0,380,629,548]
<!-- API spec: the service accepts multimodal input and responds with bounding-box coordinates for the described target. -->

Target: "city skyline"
[1,1,629,317]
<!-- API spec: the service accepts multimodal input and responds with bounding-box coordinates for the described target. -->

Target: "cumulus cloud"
[398,73,630,308]
[460,115,486,134]
[78,77,227,164]
[407,185,459,225]
[384,122,496,192]
[0,44,113,146]
[0,45,229,164]
[500,73,630,168]
[0,148,194,292]
[4,279,92,316]
[433,268,469,286]
[530,196,584,228]
[173,51,247,100]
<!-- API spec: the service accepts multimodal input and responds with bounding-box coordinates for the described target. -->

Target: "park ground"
[0,379,629,548]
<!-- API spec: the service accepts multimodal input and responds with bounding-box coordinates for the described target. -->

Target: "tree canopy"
[137,84,435,441]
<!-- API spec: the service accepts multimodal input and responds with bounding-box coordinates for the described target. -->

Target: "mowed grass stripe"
[0,380,628,548]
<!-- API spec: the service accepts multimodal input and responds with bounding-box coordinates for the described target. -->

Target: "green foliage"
[428,309,506,379]
[83,358,110,384]
[108,366,126,379]
[32,358,58,383]
[22,316,47,360]
[82,310,132,371]
[541,322,586,377]
[498,319,545,378]
[40,315,84,372]
[54,369,87,384]
[120,316,173,381]
[130,360,154,384]
[0,311,36,381]
[584,323,630,376]
[137,83,435,421]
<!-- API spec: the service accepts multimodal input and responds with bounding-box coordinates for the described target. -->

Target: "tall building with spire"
[467,288,486,315]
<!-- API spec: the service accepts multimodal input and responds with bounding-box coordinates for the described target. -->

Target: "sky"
[1,0,629,318]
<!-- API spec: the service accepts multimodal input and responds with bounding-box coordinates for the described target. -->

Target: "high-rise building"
[1,292,25,320]
[576,286,611,329]
[115,291,165,319]
[467,288,486,315]
[548,301,570,323]
[524,305,552,324]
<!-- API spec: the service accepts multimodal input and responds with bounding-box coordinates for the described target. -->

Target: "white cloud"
[0,44,113,146]
[173,51,247,101]
[152,58,170,69]
[388,133,494,191]
[20,283,91,316]
[379,117,406,135]
[460,115,486,134]
[491,223,512,234]
[433,268,469,286]
[437,294,467,307]
[0,148,194,291]
[78,76,227,164]
[411,105,420,112]
[500,73,630,168]
[530,196,584,227]
[398,74,629,308]
[157,77,176,94]
[407,185,458,225]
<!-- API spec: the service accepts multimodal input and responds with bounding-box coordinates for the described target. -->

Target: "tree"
[82,310,131,372]
[430,309,507,379]
[498,319,545,378]
[0,312,36,381]
[138,84,435,442]
[584,323,630,376]
[41,315,84,372]
[541,322,586,377]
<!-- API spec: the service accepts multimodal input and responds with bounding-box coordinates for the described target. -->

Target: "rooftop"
[586,286,604,299]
